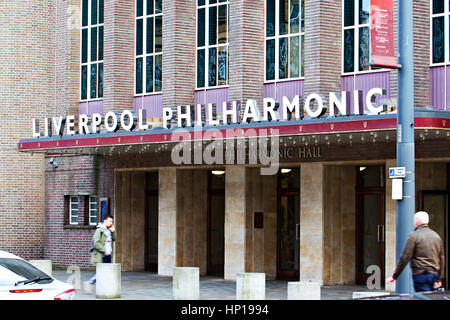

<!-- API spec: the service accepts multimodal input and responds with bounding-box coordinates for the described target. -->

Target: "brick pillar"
[413,0,430,109]
[300,163,324,283]
[229,0,265,106]
[103,0,135,113]
[304,0,341,96]
[224,166,247,280]
[162,0,196,109]
[158,168,178,276]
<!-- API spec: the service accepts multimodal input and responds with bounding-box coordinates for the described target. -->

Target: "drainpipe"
[396,0,415,294]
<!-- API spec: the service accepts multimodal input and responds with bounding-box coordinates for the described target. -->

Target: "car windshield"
[0,258,53,286]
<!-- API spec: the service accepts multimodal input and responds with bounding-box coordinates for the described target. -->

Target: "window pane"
[98,63,103,98]
[155,54,162,91]
[147,0,154,15]
[344,0,355,27]
[209,6,217,45]
[290,36,299,78]
[433,0,445,14]
[137,0,143,17]
[218,46,227,85]
[91,27,97,62]
[344,29,354,73]
[81,65,88,100]
[136,57,143,94]
[358,26,370,71]
[90,64,97,98]
[147,17,154,54]
[198,0,205,5]
[433,16,445,63]
[208,47,217,86]
[210,0,217,3]
[155,16,162,52]
[91,0,98,25]
[198,8,205,47]
[300,0,305,32]
[98,26,103,61]
[266,0,275,37]
[218,4,227,44]
[266,39,275,80]
[359,0,370,25]
[279,0,288,35]
[136,19,143,56]
[279,37,288,79]
[301,34,304,76]
[197,49,205,87]
[82,0,89,27]
[146,56,154,93]
[155,0,162,14]
[81,29,88,63]
[99,0,104,24]
[290,0,300,34]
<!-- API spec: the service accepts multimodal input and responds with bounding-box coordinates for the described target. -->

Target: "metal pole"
[396,0,415,294]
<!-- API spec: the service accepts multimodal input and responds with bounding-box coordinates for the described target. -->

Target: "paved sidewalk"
[53,270,389,300]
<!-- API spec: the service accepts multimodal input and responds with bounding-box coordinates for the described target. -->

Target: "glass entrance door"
[356,191,385,284]
[420,191,449,289]
[277,193,300,279]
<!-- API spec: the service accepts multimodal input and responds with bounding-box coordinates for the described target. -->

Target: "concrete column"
[385,160,397,292]
[287,281,321,300]
[173,267,199,300]
[159,168,178,276]
[29,260,52,276]
[300,163,324,283]
[96,263,121,299]
[225,166,246,280]
[236,273,265,300]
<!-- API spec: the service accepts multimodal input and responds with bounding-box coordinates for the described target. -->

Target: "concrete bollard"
[352,291,390,299]
[287,281,321,300]
[173,267,199,300]
[29,260,52,276]
[96,263,121,299]
[236,273,265,300]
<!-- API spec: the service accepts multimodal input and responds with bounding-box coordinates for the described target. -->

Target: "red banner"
[370,0,397,68]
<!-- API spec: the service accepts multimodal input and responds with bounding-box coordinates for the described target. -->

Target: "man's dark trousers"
[413,271,439,292]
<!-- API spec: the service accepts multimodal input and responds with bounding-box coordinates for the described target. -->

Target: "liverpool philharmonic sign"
[31,88,387,138]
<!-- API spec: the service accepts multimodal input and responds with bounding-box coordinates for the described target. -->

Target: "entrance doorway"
[420,190,449,289]
[207,170,225,276]
[355,166,385,285]
[145,171,158,272]
[277,168,300,280]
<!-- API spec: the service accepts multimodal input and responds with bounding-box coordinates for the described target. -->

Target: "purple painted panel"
[195,87,229,123]
[447,66,450,111]
[133,94,163,118]
[264,80,304,119]
[429,66,445,110]
[78,100,103,115]
[341,72,390,114]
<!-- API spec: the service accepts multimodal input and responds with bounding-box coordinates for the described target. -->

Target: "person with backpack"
[88,215,116,284]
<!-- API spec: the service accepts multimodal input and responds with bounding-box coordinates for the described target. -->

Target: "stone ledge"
[63,225,96,230]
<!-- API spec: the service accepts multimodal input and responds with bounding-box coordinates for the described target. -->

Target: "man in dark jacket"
[386,211,445,292]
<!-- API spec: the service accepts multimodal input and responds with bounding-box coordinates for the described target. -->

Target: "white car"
[0,250,75,300]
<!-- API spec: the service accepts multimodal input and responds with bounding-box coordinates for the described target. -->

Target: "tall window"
[265,0,304,81]
[70,196,79,225]
[342,0,375,73]
[81,0,104,100]
[89,196,98,226]
[197,0,229,89]
[136,0,163,95]
[431,0,448,64]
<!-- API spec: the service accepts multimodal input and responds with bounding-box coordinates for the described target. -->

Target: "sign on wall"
[370,0,397,68]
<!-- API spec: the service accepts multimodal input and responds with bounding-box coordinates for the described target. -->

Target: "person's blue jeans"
[413,272,439,292]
